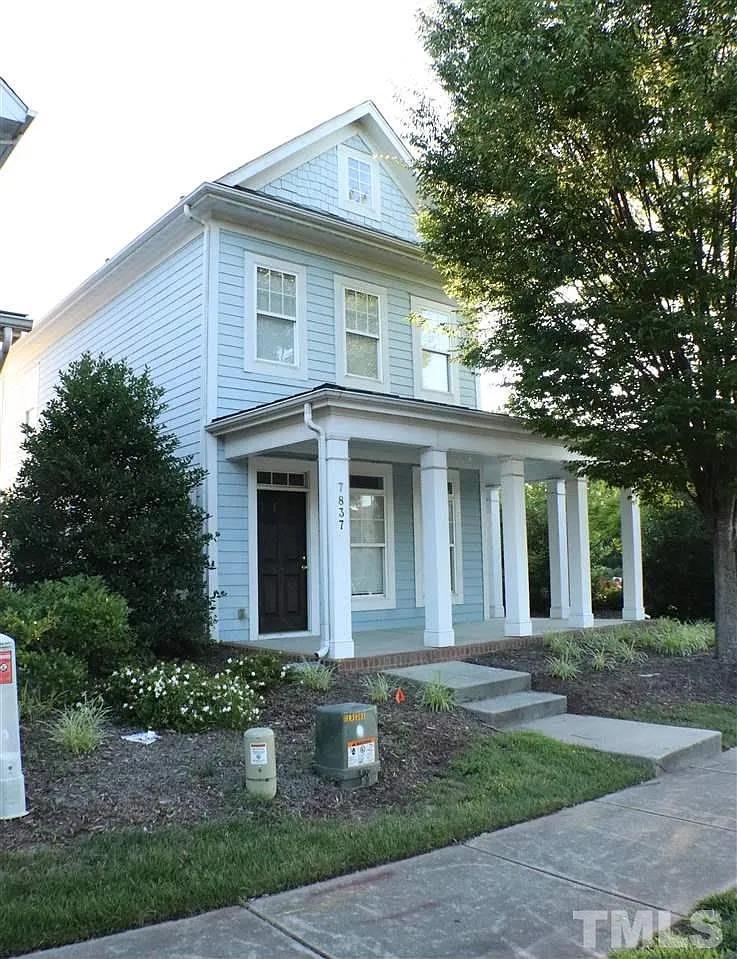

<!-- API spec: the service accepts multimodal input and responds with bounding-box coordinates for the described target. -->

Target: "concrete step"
[383,661,530,703]
[461,691,567,728]
[511,713,723,774]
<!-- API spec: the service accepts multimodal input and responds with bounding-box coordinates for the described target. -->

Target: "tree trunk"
[713,503,737,663]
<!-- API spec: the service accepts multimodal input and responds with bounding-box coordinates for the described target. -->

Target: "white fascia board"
[208,387,580,463]
[218,100,417,210]
[7,181,435,372]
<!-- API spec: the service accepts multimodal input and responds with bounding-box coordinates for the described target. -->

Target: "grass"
[611,888,736,957]
[614,702,737,749]
[543,620,715,679]
[360,673,391,703]
[418,676,456,711]
[0,732,649,956]
[295,662,334,691]
[47,696,109,756]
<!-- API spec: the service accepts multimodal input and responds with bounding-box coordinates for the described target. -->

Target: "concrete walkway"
[25,749,737,959]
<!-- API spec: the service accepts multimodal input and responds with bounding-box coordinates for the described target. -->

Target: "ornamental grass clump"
[361,673,391,704]
[48,696,109,756]
[418,676,455,712]
[106,661,262,732]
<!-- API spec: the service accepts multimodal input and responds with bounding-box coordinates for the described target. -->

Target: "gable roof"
[218,100,417,210]
[0,76,35,171]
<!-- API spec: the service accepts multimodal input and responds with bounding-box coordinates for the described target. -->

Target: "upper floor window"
[338,144,380,219]
[410,296,460,404]
[334,276,390,390]
[244,253,307,379]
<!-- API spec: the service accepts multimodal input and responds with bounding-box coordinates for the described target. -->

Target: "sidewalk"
[24,749,737,959]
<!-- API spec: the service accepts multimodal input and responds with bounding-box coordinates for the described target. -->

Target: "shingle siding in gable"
[36,236,204,462]
[258,137,418,243]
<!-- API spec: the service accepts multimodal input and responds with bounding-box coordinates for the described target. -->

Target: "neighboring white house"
[0,76,35,370]
[0,102,645,659]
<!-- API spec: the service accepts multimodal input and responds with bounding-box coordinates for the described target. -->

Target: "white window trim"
[350,461,396,612]
[337,143,381,220]
[244,252,308,380]
[247,456,320,642]
[410,295,461,405]
[334,275,391,392]
[412,467,464,606]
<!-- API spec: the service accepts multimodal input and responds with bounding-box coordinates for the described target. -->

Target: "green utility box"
[314,702,380,788]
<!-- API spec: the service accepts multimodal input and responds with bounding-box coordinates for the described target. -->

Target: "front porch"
[238,617,623,670]
[208,385,646,661]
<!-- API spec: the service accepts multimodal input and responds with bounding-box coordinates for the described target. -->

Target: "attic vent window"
[348,156,371,205]
[338,144,380,220]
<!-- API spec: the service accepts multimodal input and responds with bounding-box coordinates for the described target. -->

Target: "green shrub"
[296,662,335,691]
[361,673,391,704]
[546,654,581,680]
[106,661,262,732]
[223,652,287,691]
[0,575,133,676]
[639,619,714,656]
[418,677,455,712]
[0,354,212,658]
[48,696,109,756]
[16,648,89,711]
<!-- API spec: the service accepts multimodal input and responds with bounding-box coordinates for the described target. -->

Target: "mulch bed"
[5,672,489,853]
[470,647,737,714]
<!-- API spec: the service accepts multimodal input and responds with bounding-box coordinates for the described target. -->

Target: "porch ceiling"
[208,384,580,478]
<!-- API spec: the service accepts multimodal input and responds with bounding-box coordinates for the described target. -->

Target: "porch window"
[412,468,464,605]
[334,277,389,390]
[349,464,396,610]
[411,297,460,403]
[244,253,307,379]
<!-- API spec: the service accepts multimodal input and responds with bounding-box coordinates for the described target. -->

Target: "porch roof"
[207,384,581,480]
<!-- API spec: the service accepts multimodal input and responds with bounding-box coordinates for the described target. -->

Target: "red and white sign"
[0,649,12,685]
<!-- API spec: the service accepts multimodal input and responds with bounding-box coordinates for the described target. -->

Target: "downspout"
[304,402,331,656]
[184,203,219,618]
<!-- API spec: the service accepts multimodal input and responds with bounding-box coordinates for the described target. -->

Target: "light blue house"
[0,102,646,660]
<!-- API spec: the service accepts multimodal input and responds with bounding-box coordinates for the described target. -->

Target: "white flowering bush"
[106,661,264,732]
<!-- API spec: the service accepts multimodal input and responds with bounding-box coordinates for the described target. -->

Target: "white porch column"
[484,485,505,618]
[420,448,455,647]
[546,479,570,620]
[620,488,645,621]
[501,459,532,636]
[566,477,594,628]
[324,437,354,659]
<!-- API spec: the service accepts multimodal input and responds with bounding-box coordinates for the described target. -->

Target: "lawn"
[0,731,649,957]
[613,702,737,750]
[611,888,737,957]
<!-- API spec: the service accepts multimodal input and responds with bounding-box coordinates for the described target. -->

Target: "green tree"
[414,0,737,661]
[0,354,212,657]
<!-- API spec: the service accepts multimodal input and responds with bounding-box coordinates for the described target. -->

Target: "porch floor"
[230,618,622,671]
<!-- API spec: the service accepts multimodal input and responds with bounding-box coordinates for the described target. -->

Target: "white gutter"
[303,402,330,656]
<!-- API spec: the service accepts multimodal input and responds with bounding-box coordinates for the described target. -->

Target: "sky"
[0,0,434,319]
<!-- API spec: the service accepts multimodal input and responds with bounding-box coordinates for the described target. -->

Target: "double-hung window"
[335,277,389,389]
[412,468,464,605]
[244,253,307,378]
[338,143,380,218]
[349,464,395,611]
[411,296,460,403]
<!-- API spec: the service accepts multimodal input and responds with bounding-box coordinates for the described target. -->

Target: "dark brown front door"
[257,489,308,634]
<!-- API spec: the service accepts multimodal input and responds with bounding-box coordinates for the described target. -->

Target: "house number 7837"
[337,481,345,530]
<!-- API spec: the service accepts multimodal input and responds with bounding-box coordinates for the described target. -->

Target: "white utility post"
[325,437,354,659]
[500,458,533,636]
[0,634,26,819]
[620,488,646,621]
[566,476,594,628]
[546,479,570,619]
[420,448,455,646]
[484,485,505,618]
